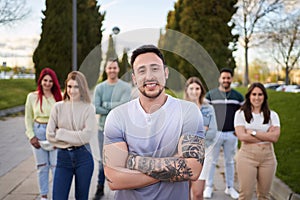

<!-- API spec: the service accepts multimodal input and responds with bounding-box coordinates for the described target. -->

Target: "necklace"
[220,90,231,102]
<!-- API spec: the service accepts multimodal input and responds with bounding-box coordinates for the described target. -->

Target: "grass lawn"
[0,79,36,110]
[236,88,300,194]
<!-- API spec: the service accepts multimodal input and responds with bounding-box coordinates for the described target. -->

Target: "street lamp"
[72,0,77,71]
[112,26,120,35]
[110,26,120,59]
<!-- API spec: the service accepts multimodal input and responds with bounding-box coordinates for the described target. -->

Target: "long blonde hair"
[63,71,91,103]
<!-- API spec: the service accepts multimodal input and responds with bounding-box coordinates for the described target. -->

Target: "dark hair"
[105,58,119,69]
[240,82,270,124]
[220,68,233,77]
[184,77,206,105]
[130,44,165,67]
[37,68,62,112]
[63,71,91,103]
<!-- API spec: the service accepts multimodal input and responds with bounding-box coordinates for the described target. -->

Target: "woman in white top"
[47,71,97,200]
[184,77,218,200]
[234,82,280,200]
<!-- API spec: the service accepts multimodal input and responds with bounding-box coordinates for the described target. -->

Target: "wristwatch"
[251,130,257,136]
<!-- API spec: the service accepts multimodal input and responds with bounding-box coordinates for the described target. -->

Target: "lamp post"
[111,26,120,54]
[72,0,77,71]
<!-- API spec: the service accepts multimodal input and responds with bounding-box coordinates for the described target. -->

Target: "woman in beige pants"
[234,83,280,200]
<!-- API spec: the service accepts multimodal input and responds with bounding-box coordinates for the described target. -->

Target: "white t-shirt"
[234,110,280,133]
[104,95,205,200]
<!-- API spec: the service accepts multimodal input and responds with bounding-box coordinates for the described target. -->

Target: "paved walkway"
[0,115,298,200]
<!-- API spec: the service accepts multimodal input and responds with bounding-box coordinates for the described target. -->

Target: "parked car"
[264,83,282,90]
[276,85,299,92]
[290,85,300,93]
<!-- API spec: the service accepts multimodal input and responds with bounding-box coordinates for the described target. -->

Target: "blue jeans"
[206,131,237,188]
[53,145,94,200]
[32,122,57,196]
[97,130,105,186]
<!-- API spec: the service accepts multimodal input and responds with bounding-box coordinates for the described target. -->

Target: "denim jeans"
[53,145,94,200]
[32,122,57,196]
[206,131,237,188]
[97,130,105,186]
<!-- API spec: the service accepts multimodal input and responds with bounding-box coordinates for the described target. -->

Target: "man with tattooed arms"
[103,44,205,200]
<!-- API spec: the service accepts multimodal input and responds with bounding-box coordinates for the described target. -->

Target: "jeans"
[97,130,105,186]
[53,145,94,200]
[32,122,57,196]
[236,143,277,200]
[206,131,237,188]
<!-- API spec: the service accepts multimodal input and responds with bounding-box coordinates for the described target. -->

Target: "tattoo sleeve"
[126,135,205,182]
[180,135,205,165]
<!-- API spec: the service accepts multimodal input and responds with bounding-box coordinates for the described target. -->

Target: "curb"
[0,105,24,117]
[271,177,300,200]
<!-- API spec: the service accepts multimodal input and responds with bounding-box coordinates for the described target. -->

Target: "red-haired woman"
[25,68,62,200]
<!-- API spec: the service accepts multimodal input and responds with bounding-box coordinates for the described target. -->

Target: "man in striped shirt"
[204,68,244,199]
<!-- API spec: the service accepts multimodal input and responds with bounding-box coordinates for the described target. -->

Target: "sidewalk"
[0,115,299,200]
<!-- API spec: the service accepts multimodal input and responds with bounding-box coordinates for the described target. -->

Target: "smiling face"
[67,79,80,101]
[186,82,202,103]
[41,75,53,92]
[132,52,168,99]
[105,61,120,81]
[219,72,232,90]
[250,87,265,110]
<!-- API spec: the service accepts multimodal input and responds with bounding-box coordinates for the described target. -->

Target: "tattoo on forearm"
[126,154,136,170]
[136,156,193,182]
[126,135,205,182]
[181,135,205,165]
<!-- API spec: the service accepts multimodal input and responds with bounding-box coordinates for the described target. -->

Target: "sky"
[0,0,177,68]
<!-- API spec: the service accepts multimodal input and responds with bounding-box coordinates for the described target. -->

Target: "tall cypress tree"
[119,48,131,82]
[101,34,117,81]
[33,0,104,87]
[159,0,238,80]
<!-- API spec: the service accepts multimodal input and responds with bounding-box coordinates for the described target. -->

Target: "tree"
[33,0,105,87]
[268,11,300,84]
[101,34,117,81]
[249,59,269,82]
[119,48,131,82]
[159,0,238,90]
[0,0,30,25]
[233,0,283,86]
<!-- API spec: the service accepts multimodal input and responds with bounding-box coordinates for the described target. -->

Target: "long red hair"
[37,68,62,111]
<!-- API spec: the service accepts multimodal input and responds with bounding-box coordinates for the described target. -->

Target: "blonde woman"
[47,71,97,200]
[184,77,218,200]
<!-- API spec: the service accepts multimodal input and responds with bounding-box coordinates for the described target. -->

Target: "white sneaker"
[225,187,239,199]
[203,186,213,198]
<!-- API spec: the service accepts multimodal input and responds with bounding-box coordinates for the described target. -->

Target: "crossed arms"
[103,134,205,190]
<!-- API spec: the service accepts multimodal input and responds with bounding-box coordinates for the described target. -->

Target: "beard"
[221,82,231,90]
[138,85,165,99]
